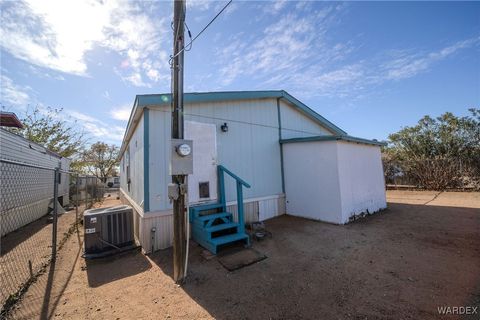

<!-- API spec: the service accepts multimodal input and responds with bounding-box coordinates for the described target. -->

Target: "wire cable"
[184,22,193,51]
[170,0,232,62]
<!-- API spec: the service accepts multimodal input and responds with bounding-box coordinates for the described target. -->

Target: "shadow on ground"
[1,215,52,255]
[9,198,480,320]
[85,249,152,288]
[148,202,480,320]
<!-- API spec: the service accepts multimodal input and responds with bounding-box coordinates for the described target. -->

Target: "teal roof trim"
[280,135,387,147]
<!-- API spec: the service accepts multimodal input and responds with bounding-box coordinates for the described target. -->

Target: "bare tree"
[81,142,119,182]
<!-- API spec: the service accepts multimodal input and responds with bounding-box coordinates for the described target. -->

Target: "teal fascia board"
[280,135,387,147]
[143,108,150,212]
[136,90,283,107]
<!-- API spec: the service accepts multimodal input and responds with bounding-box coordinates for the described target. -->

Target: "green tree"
[81,142,120,182]
[384,108,479,190]
[6,106,86,158]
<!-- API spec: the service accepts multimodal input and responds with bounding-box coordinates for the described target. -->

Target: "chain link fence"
[0,159,105,319]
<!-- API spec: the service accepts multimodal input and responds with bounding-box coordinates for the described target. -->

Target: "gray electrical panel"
[170,139,193,175]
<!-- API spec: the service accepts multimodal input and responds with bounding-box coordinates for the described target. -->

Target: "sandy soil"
[387,190,480,208]
[8,191,480,320]
[1,203,82,307]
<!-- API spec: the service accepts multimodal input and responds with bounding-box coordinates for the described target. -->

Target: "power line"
[170,0,233,63]
[184,23,193,51]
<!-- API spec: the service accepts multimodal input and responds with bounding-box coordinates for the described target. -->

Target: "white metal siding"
[279,100,333,139]
[0,129,71,235]
[147,108,171,212]
[283,140,386,224]
[148,98,283,212]
[336,142,387,223]
[283,141,343,223]
[120,113,144,209]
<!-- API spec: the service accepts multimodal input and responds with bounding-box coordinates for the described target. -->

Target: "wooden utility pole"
[171,0,187,284]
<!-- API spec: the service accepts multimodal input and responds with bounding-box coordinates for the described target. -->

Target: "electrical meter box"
[170,139,193,175]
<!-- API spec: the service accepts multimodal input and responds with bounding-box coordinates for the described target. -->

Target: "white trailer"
[0,129,71,236]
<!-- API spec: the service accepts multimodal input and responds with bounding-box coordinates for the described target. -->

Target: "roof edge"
[280,135,387,147]
[279,91,347,135]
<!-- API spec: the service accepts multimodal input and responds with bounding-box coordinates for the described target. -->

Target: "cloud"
[214,3,478,100]
[0,73,33,107]
[67,109,125,144]
[262,0,288,15]
[82,122,125,143]
[0,0,109,75]
[382,37,480,81]
[0,0,170,87]
[216,4,352,93]
[68,110,101,123]
[103,3,170,87]
[187,0,213,11]
[109,105,131,121]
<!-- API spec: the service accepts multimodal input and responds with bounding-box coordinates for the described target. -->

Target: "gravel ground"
[8,191,480,320]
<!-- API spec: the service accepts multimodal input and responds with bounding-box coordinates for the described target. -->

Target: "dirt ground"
[8,191,480,320]
[1,203,81,307]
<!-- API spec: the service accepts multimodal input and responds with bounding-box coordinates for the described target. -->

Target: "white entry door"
[185,121,218,204]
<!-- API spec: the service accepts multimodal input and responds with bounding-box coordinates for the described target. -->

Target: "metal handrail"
[217,165,250,234]
[217,165,251,188]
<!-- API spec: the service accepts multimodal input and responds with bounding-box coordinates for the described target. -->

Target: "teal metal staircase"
[189,165,250,254]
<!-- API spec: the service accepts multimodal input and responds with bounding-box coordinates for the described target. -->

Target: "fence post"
[52,168,59,261]
[75,174,79,221]
[90,177,94,208]
[85,177,89,209]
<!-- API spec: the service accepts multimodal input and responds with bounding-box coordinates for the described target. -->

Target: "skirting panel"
[137,194,286,253]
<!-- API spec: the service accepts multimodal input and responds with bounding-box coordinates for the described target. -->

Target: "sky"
[1,0,479,145]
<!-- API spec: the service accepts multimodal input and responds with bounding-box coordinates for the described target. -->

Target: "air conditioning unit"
[84,205,135,258]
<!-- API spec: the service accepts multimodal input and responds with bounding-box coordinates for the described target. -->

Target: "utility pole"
[171,0,187,284]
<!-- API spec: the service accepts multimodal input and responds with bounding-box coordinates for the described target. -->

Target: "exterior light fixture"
[221,122,228,132]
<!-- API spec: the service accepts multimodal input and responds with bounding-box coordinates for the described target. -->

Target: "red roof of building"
[0,112,23,128]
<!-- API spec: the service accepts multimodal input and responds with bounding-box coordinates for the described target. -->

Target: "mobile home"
[0,128,70,236]
[119,91,386,253]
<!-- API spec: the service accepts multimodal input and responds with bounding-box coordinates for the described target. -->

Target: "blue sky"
[1,0,479,145]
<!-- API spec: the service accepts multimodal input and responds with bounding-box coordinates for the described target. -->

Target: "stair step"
[196,212,232,222]
[210,232,249,246]
[191,202,224,212]
[205,222,238,233]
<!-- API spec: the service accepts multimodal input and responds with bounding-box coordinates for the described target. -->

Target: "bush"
[383,109,479,190]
